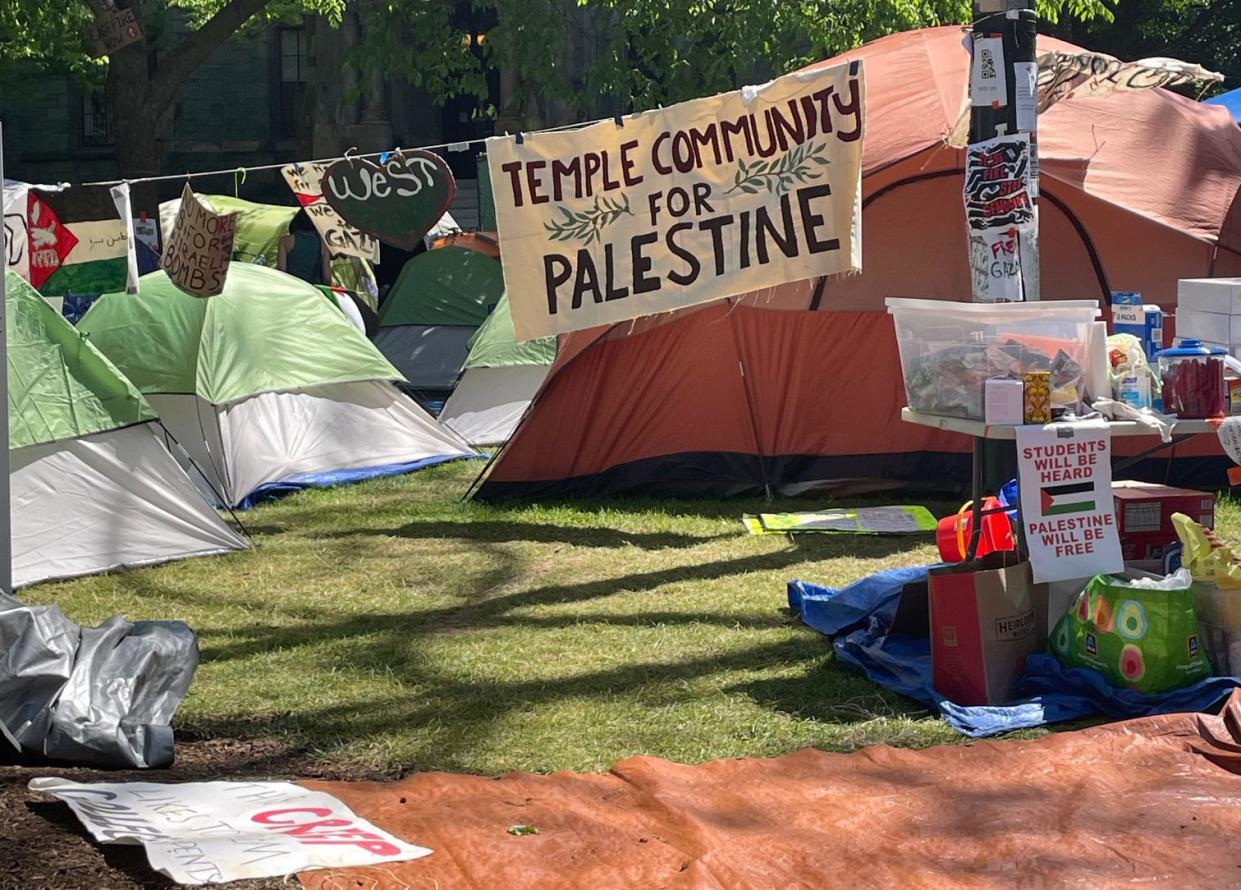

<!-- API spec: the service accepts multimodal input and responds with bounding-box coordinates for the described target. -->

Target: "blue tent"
[1205,87,1241,123]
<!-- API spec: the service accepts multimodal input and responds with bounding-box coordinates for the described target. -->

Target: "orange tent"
[476,27,1241,500]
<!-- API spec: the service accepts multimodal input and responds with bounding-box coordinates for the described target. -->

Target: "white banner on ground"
[1016,419,1123,584]
[487,61,865,341]
[30,777,432,886]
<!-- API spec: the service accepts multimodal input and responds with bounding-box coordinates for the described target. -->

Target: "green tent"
[438,294,556,445]
[80,262,400,405]
[374,247,506,397]
[203,195,298,267]
[461,293,555,370]
[6,269,153,450]
[4,270,246,587]
[78,262,474,508]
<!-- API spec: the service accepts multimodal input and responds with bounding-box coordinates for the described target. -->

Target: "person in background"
[278,210,332,285]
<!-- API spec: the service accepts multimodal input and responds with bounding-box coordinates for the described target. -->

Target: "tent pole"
[726,301,773,502]
[0,123,12,594]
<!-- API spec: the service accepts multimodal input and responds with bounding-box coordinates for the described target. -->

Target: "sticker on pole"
[1015,419,1123,584]
[29,777,432,885]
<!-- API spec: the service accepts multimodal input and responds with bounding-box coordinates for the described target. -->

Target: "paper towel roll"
[1086,320,1111,404]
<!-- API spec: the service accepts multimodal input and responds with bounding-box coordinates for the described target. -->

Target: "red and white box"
[1111,481,1215,567]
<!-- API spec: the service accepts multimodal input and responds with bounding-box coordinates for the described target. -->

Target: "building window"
[276,27,307,140]
[80,84,114,147]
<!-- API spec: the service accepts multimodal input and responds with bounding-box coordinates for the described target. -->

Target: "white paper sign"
[1016,419,1123,584]
[30,777,431,885]
[1014,61,1038,132]
[971,36,1008,107]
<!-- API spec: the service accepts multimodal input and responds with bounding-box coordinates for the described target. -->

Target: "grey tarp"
[0,594,197,768]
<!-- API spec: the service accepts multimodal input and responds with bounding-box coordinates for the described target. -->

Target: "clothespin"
[613,114,624,127]
[343,146,360,167]
[515,132,524,145]
[233,166,247,197]
[380,151,392,164]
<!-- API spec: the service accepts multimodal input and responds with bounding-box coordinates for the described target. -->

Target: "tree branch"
[145,0,271,114]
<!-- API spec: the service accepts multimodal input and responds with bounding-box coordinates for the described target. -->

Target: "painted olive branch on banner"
[725,141,831,197]
[544,193,633,245]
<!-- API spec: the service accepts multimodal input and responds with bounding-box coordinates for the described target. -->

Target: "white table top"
[900,408,1216,441]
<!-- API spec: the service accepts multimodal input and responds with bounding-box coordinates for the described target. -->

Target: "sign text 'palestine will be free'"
[488,61,865,340]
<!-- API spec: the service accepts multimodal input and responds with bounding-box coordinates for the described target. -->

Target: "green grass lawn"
[23,461,1238,779]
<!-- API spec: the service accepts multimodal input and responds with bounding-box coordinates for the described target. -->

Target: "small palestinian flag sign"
[1040,481,1096,516]
[28,186,131,297]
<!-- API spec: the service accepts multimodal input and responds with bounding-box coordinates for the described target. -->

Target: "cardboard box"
[929,554,1049,705]
[1177,278,1241,316]
[1174,308,1241,347]
[1112,481,1215,567]
[1112,303,1164,360]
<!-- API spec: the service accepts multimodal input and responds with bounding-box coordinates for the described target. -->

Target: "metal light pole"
[969,0,1039,302]
[0,123,12,595]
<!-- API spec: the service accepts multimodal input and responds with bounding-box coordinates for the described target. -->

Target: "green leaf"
[508,825,540,836]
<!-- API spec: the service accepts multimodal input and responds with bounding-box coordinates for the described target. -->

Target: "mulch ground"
[0,735,377,890]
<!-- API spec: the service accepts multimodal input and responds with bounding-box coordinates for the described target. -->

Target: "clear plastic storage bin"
[886,298,1102,421]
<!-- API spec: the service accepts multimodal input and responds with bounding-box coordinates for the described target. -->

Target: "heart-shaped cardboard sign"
[322,150,456,250]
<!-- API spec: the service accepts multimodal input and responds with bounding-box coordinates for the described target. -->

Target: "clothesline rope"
[76,118,597,189]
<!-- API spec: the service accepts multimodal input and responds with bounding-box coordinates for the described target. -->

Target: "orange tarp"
[301,693,1241,889]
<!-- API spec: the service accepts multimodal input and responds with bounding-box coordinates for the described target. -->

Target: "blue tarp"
[1205,88,1241,123]
[789,566,1241,737]
[236,453,485,510]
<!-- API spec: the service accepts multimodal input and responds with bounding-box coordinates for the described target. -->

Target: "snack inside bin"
[886,299,1102,421]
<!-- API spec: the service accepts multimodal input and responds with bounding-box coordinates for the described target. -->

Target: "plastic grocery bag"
[1050,571,1211,694]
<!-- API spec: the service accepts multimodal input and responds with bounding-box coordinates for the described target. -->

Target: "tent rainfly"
[475,27,1241,501]
[5,270,246,586]
[438,293,555,445]
[374,246,506,400]
[78,263,480,509]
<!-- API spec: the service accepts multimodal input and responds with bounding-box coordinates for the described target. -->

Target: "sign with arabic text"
[487,61,865,340]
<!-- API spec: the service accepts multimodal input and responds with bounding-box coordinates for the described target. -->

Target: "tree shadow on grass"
[313,519,727,550]
[730,655,933,727]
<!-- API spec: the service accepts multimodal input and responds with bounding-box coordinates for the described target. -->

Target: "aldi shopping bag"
[929,554,1049,706]
[1050,572,1211,694]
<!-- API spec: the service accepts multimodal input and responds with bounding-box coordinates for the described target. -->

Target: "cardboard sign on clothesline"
[487,60,865,341]
[162,184,236,297]
[1016,419,1124,584]
[322,150,456,250]
[281,162,380,263]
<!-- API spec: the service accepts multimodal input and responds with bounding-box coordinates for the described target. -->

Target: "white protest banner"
[1016,419,1124,584]
[30,777,431,886]
[281,162,381,263]
[488,60,865,341]
[162,184,236,297]
[1214,416,1241,487]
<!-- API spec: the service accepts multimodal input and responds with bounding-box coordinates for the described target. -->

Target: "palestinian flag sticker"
[1040,481,1095,517]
